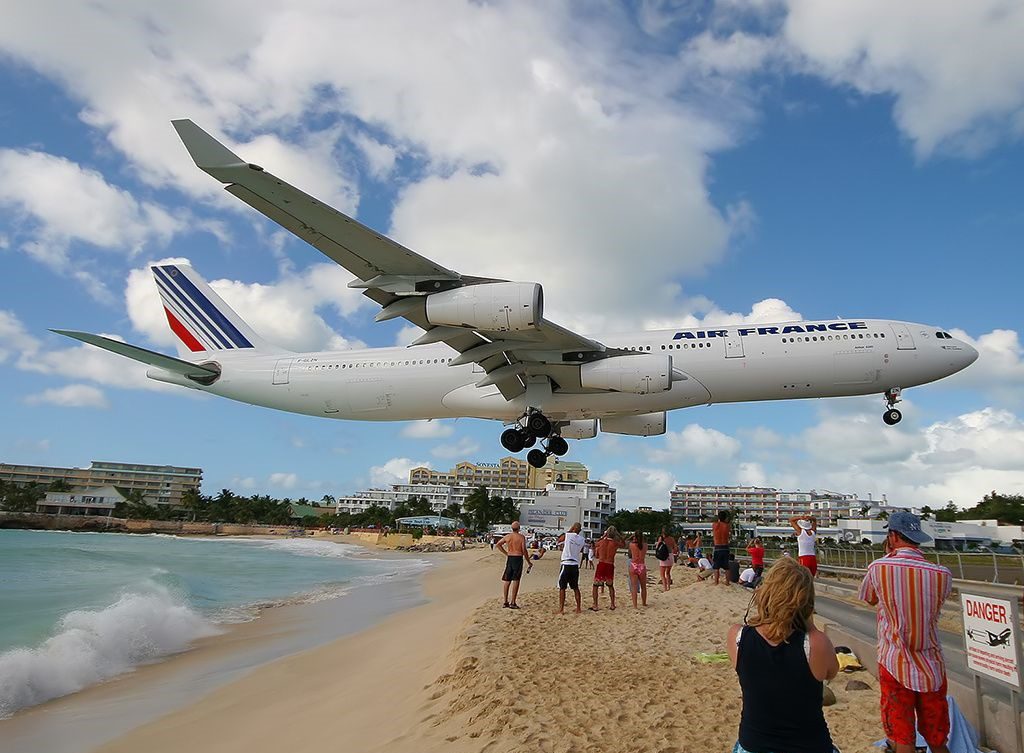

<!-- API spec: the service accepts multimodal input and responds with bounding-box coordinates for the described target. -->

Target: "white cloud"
[268,472,299,490]
[648,423,741,464]
[125,257,369,352]
[0,149,181,298]
[400,421,456,439]
[394,324,423,347]
[232,476,258,490]
[369,457,430,487]
[430,437,480,460]
[780,0,1024,157]
[643,296,802,331]
[0,2,750,331]
[945,328,1024,403]
[0,310,39,364]
[604,466,677,510]
[24,384,109,409]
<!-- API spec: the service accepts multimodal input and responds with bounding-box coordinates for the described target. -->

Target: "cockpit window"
[935,332,953,339]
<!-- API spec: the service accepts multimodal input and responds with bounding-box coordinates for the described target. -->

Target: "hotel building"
[0,460,203,508]
[669,484,872,526]
[408,456,589,490]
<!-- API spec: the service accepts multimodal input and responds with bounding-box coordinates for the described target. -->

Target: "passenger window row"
[781,333,884,343]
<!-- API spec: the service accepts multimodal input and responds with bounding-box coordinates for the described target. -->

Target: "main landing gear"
[500,410,569,468]
[882,387,903,425]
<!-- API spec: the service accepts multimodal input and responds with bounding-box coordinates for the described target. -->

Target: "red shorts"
[594,561,614,584]
[879,664,950,748]
[798,555,817,575]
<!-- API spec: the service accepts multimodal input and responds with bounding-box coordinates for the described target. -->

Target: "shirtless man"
[589,526,625,611]
[497,521,531,609]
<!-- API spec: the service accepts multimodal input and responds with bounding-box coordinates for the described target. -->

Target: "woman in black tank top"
[726,557,840,753]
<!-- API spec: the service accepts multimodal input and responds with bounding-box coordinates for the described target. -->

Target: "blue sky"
[1,1,1022,509]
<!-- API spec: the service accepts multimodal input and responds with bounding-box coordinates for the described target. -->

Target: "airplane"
[54,120,980,470]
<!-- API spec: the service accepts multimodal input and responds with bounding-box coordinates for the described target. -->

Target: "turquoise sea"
[0,529,427,719]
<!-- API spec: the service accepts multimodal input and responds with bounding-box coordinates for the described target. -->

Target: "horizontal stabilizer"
[51,330,221,381]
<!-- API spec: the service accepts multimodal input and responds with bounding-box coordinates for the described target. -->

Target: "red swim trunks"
[798,555,818,576]
[594,561,614,584]
[879,664,950,749]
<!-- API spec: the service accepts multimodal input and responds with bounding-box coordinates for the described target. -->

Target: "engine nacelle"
[425,282,542,332]
[600,412,667,437]
[559,419,598,439]
[580,354,672,394]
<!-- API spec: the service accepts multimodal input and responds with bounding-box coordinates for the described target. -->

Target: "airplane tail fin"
[151,264,284,358]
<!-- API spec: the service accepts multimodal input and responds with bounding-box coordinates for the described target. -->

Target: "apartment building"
[408,456,588,490]
[0,460,202,507]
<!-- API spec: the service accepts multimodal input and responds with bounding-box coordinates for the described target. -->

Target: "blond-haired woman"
[726,557,840,753]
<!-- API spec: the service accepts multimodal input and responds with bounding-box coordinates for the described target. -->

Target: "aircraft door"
[889,324,916,350]
[724,331,745,358]
[272,358,293,385]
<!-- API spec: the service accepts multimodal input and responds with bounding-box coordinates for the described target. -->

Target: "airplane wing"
[51,330,221,383]
[173,120,616,400]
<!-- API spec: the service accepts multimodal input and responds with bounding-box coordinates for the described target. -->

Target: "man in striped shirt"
[858,511,952,753]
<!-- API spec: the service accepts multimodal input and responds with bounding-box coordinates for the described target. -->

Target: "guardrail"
[740,544,1024,585]
[811,562,1023,601]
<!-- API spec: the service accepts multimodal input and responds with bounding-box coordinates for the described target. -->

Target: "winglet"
[171,119,250,177]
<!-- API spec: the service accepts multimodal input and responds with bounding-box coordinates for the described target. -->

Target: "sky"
[0,0,1022,510]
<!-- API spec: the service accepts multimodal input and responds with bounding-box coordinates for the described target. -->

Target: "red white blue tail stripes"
[153,264,254,352]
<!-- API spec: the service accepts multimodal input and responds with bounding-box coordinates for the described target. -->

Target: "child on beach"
[628,531,648,608]
[727,556,839,753]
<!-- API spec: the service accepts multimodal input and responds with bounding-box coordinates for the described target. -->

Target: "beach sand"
[94,549,885,753]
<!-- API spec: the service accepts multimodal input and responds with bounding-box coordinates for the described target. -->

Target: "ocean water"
[0,529,426,718]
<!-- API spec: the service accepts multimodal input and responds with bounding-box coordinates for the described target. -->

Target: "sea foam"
[0,586,219,718]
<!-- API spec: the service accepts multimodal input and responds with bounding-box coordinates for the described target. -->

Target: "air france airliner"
[55,121,979,469]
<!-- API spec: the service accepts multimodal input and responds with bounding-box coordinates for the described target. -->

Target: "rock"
[846,679,872,691]
[822,685,837,706]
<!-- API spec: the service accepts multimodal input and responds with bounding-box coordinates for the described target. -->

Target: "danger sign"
[961,593,1021,688]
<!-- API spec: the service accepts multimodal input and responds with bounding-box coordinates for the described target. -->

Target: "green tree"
[606,509,673,537]
[954,491,1024,525]
[934,501,959,523]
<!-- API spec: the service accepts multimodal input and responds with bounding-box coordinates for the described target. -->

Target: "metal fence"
[754,543,1024,585]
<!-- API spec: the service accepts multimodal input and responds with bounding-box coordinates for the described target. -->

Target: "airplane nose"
[962,341,979,367]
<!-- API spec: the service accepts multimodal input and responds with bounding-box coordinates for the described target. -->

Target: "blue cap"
[886,511,931,544]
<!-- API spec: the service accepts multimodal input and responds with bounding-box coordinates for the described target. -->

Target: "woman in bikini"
[628,530,649,609]
[726,556,840,753]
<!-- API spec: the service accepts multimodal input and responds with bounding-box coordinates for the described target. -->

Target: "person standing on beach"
[727,556,839,753]
[746,538,765,578]
[858,512,952,753]
[655,528,677,591]
[497,521,531,609]
[556,522,586,614]
[628,530,649,608]
[712,510,732,586]
[790,516,819,576]
[590,526,624,611]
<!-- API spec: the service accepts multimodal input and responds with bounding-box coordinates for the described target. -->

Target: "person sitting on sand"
[696,554,714,581]
[530,543,546,561]
[628,530,649,608]
[556,523,586,614]
[496,521,531,609]
[738,566,759,589]
[727,556,839,753]
[590,526,625,611]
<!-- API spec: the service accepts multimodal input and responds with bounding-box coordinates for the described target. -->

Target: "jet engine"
[600,412,667,437]
[580,354,672,394]
[425,282,542,332]
[559,419,598,439]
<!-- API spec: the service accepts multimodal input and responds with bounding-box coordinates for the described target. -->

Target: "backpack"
[655,540,670,561]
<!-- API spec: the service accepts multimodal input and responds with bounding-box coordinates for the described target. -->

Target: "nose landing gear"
[882,387,903,425]
[501,410,570,467]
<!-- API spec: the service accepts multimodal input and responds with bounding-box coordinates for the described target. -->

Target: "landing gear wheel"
[547,436,569,456]
[526,413,552,437]
[883,409,902,426]
[527,449,548,468]
[522,434,537,448]
[501,428,526,452]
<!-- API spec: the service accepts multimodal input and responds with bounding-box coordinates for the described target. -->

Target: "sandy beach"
[91,545,885,753]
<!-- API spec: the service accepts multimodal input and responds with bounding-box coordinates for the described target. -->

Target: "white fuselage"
[151,319,977,424]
